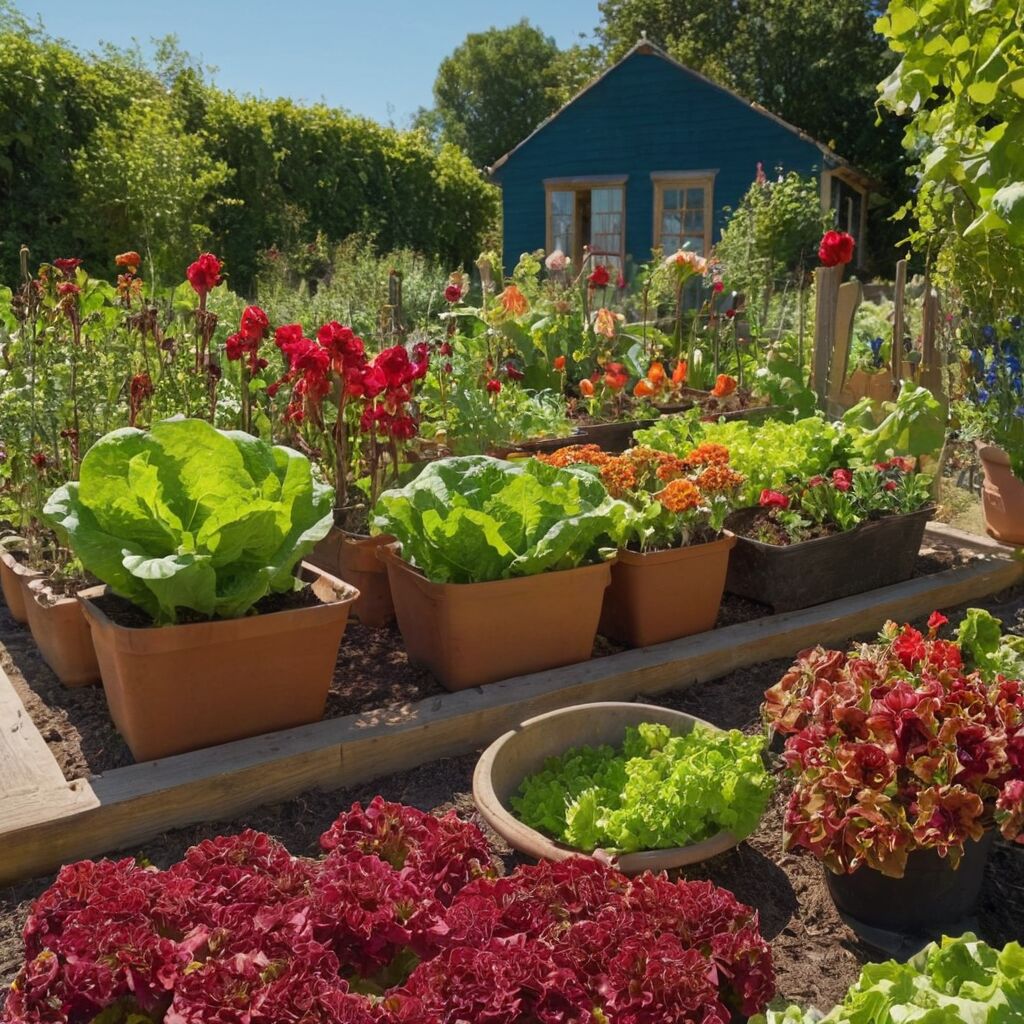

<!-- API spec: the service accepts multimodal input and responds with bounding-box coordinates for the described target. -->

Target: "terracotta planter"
[25,579,100,687]
[0,549,43,625]
[308,529,395,627]
[78,563,358,762]
[473,702,740,873]
[977,442,1024,545]
[725,505,934,612]
[599,533,736,647]
[844,369,893,404]
[825,831,995,932]
[379,547,612,691]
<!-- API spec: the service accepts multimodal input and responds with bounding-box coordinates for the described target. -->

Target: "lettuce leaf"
[44,419,334,624]
[371,455,634,583]
[957,608,1024,681]
[512,724,773,853]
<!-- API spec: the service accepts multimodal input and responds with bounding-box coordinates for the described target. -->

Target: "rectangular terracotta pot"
[78,563,358,762]
[0,549,43,625]
[599,533,736,647]
[379,547,613,691]
[724,506,934,612]
[308,528,396,627]
[25,580,100,687]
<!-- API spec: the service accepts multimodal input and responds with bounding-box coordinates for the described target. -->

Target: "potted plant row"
[370,455,631,690]
[43,417,358,761]
[762,608,1024,934]
[536,442,742,646]
[724,457,935,611]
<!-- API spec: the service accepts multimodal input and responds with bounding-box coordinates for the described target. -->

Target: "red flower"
[927,611,949,633]
[486,378,501,394]
[759,489,789,510]
[818,230,855,268]
[30,451,47,469]
[616,272,627,289]
[52,257,82,277]
[444,283,462,303]
[712,280,725,293]
[224,332,245,361]
[375,345,413,388]
[602,362,629,391]
[832,467,853,492]
[239,305,269,343]
[186,252,222,296]
[439,342,453,357]
[553,355,566,371]
[587,264,610,288]
[504,362,524,381]
[57,282,81,297]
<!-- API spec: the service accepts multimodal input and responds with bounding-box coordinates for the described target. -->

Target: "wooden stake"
[812,264,843,408]
[892,258,908,395]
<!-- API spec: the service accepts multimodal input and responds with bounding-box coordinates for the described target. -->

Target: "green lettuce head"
[44,418,334,624]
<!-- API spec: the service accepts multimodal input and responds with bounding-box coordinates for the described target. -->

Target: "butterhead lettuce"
[44,418,334,624]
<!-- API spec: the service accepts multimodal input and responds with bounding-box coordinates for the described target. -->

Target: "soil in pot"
[25,576,100,687]
[599,533,736,647]
[977,442,1024,545]
[724,505,934,612]
[79,564,359,761]
[824,831,996,934]
[307,506,396,628]
[0,549,43,626]
[380,547,612,691]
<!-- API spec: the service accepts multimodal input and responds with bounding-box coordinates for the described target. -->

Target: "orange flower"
[656,478,702,513]
[672,360,687,385]
[115,251,141,272]
[647,361,666,384]
[711,374,737,398]
[536,444,609,469]
[603,363,629,392]
[696,465,745,493]
[655,454,686,482]
[579,378,595,398]
[600,456,638,497]
[498,284,529,316]
[681,442,731,469]
[593,307,622,339]
[553,355,566,371]
[633,378,657,398]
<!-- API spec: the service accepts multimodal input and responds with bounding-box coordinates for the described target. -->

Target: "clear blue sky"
[15,1,602,126]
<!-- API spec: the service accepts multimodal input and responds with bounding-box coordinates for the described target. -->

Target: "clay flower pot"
[844,368,893,404]
[824,831,995,933]
[599,533,736,647]
[25,579,100,687]
[977,442,1024,545]
[78,563,358,762]
[308,528,395,627]
[473,702,740,874]
[378,546,612,691]
[725,505,934,612]
[0,549,43,625]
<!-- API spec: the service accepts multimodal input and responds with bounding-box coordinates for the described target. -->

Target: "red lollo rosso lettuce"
[763,613,1024,878]
[2,803,774,1024]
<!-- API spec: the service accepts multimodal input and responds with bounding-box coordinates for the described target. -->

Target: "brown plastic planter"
[379,547,612,691]
[977,442,1024,545]
[78,563,358,762]
[25,580,100,687]
[825,830,994,932]
[724,505,934,612]
[599,533,736,647]
[308,528,395,627]
[509,429,586,455]
[473,702,740,873]
[0,549,43,625]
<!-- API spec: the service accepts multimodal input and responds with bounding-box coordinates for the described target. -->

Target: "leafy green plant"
[958,607,1024,682]
[512,722,773,853]
[753,933,1024,1023]
[43,418,334,624]
[843,381,947,463]
[370,455,633,583]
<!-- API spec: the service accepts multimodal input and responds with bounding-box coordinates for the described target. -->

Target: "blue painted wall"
[493,50,830,276]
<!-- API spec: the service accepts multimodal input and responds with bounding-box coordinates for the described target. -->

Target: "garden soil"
[2,546,1019,1013]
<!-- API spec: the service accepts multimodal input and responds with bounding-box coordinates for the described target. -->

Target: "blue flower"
[869,336,884,369]
[982,324,996,345]
[977,387,990,403]
[970,348,985,374]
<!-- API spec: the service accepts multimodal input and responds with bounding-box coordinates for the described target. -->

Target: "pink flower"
[832,468,853,492]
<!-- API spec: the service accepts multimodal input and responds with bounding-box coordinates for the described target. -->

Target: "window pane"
[592,187,623,213]
[662,212,682,237]
[686,187,704,209]
[656,180,710,253]
[549,190,574,256]
[662,188,680,211]
[550,190,573,216]
[589,187,624,259]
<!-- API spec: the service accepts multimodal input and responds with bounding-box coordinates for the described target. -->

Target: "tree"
[430,20,561,168]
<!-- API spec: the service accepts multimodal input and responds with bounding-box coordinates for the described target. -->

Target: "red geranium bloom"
[928,611,949,633]
[53,257,82,277]
[818,230,855,268]
[759,489,789,510]
[587,264,610,288]
[186,252,222,296]
[832,468,853,492]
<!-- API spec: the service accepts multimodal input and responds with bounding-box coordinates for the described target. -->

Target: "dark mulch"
[1,576,1021,1011]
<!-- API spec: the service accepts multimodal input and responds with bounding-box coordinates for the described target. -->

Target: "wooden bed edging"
[0,530,1020,885]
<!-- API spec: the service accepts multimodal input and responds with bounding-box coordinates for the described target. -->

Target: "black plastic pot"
[825,831,995,931]
[508,429,586,455]
[724,505,935,612]
[575,419,655,453]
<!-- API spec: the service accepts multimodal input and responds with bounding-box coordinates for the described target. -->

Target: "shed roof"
[488,40,874,189]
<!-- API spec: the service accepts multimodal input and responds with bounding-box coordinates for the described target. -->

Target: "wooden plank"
[925,521,1020,555]
[892,258,908,392]
[812,265,843,408]
[826,279,864,405]
[0,666,68,799]
[0,555,1021,885]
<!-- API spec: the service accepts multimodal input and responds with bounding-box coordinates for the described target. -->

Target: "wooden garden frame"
[0,524,1020,886]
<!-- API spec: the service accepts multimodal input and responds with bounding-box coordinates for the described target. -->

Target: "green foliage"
[512,722,773,853]
[427,20,561,167]
[958,608,1024,682]
[753,933,1024,1024]
[842,382,946,462]
[876,0,1024,315]
[43,419,334,624]
[370,455,633,583]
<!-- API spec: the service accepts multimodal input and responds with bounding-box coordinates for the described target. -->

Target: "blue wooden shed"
[489,40,872,277]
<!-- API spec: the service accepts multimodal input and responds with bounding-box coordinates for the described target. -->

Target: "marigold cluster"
[681,442,731,469]
[656,477,702,513]
[695,464,745,493]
